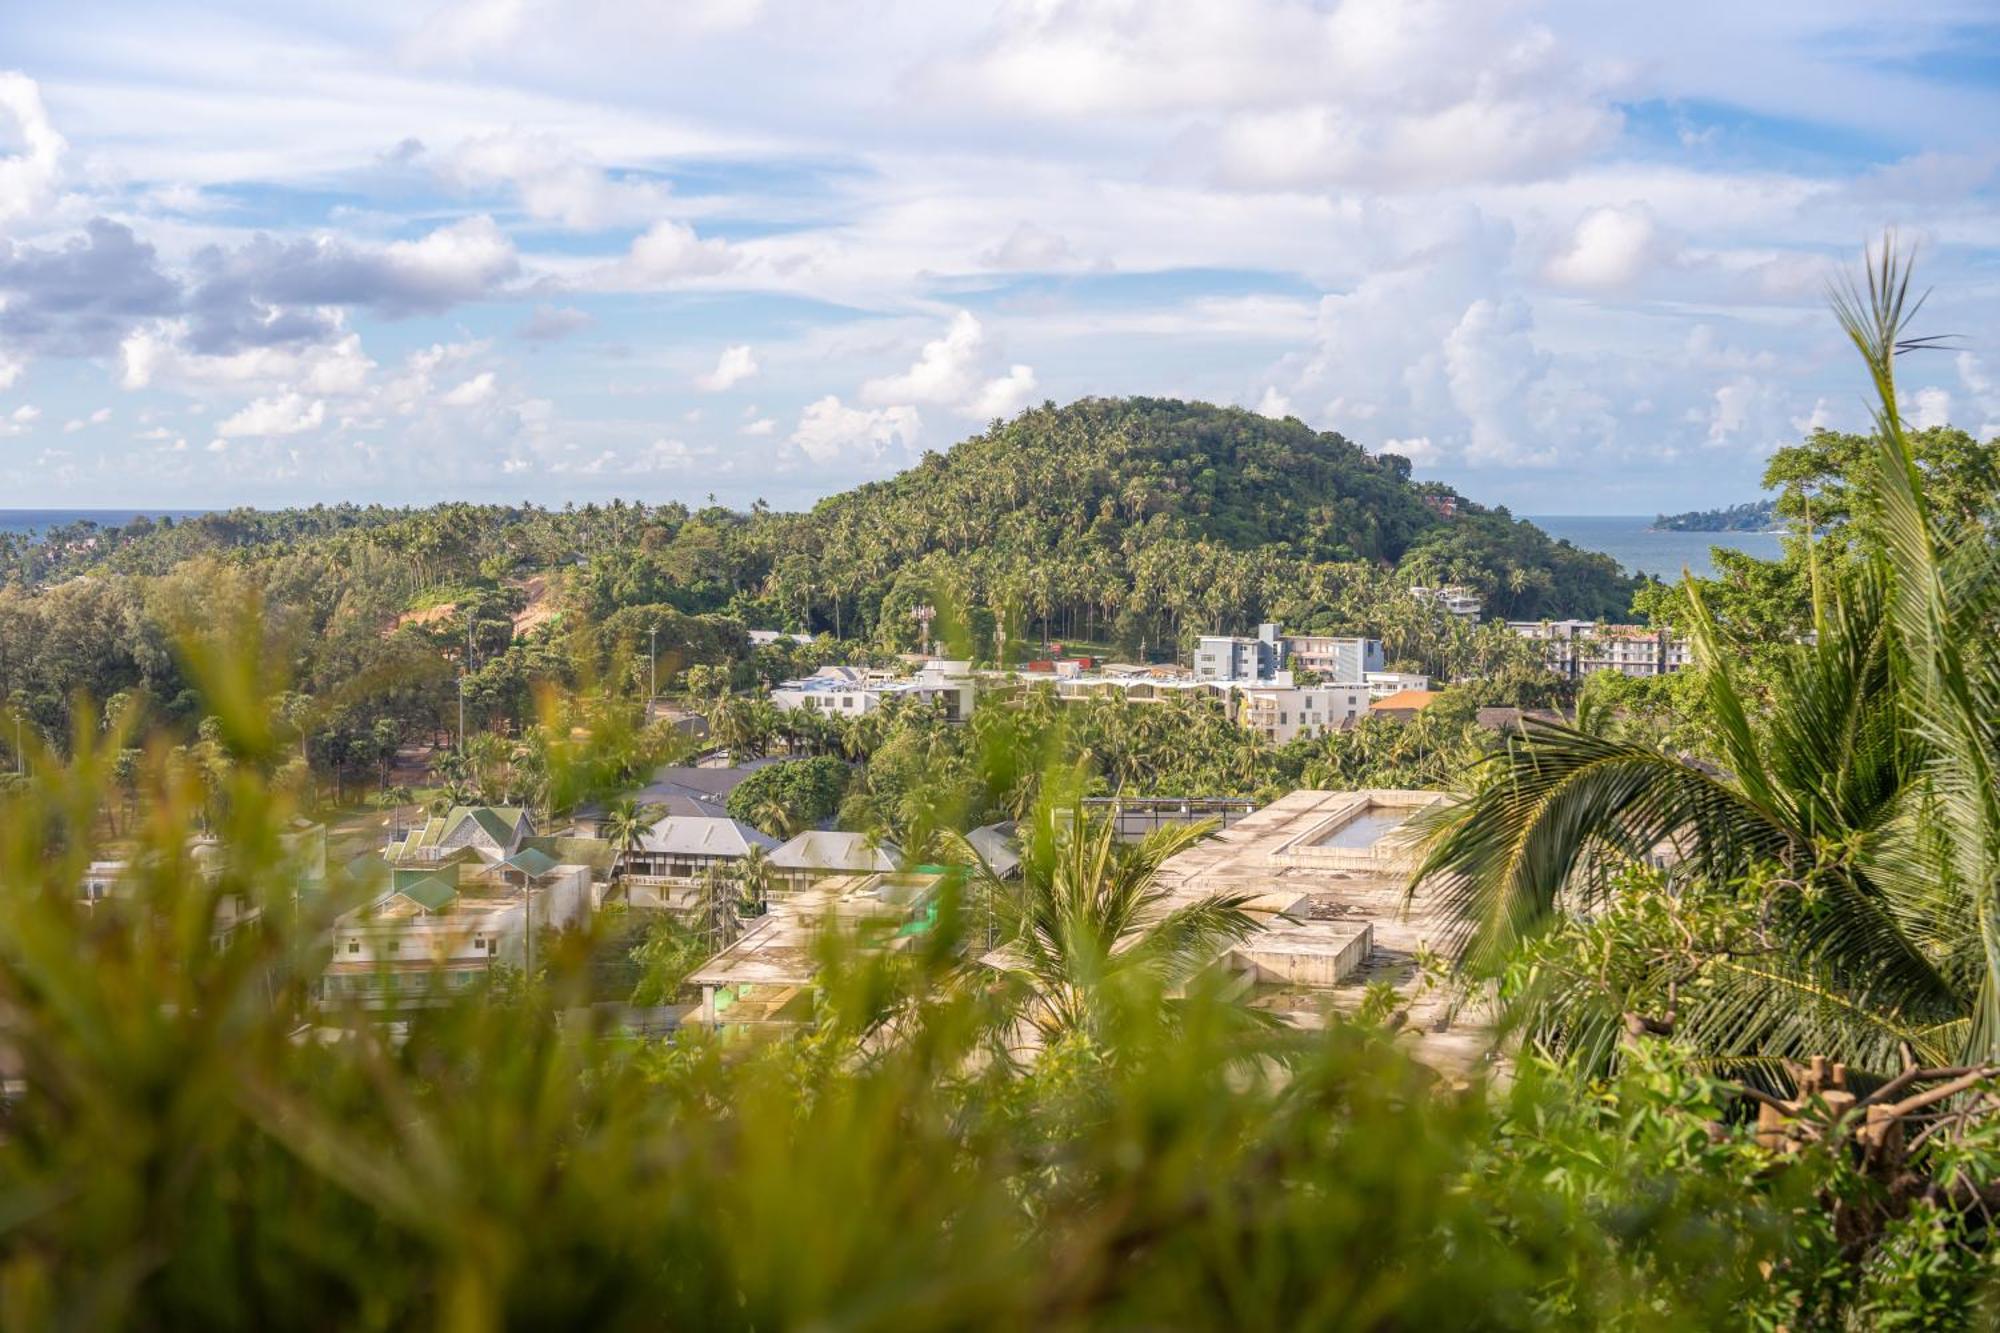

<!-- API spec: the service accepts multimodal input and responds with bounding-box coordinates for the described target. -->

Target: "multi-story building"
[1508,620,1691,679]
[769,660,975,722]
[1409,585,1484,621]
[1283,635,1384,683]
[1363,671,1430,697]
[1193,623,1287,683]
[321,855,593,1008]
[1227,683,1372,745]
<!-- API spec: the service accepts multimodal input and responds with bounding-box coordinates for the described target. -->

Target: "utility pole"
[649,624,658,713]
[457,675,466,754]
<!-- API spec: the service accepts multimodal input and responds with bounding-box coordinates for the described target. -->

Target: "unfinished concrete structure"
[1151,788,1485,1071]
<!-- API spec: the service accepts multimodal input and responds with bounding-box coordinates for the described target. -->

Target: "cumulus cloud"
[426,129,672,228]
[1543,205,1665,290]
[790,396,921,465]
[741,415,776,436]
[1254,386,1292,419]
[61,407,111,433]
[217,392,327,438]
[1444,298,1557,466]
[589,220,737,289]
[441,371,498,407]
[1911,385,1952,430]
[695,343,759,391]
[862,311,1037,419]
[0,73,63,224]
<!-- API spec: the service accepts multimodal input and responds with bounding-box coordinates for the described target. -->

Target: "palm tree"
[959,806,1258,1046]
[603,799,662,881]
[1410,239,1997,1077]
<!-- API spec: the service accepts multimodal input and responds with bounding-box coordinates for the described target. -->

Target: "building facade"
[1283,635,1385,683]
[1228,684,1372,745]
[769,661,975,721]
[1193,623,1286,682]
[1508,620,1691,679]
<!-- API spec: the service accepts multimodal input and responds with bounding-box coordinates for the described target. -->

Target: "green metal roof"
[502,847,560,878]
[445,806,526,847]
[395,875,459,912]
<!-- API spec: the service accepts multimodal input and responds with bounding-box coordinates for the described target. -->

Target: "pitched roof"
[501,847,561,878]
[771,830,900,873]
[521,835,616,873]
[445,806,529,847]
[1372,689,1441,712]
[391,863,460,912]
[636,758,796,802]
[634,817,778,859]
[964,823,1021,878]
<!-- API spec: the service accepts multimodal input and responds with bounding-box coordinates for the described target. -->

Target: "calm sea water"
[0,509,207,537]
[1525,515,1784,581]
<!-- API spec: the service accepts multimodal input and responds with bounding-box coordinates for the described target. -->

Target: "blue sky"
[0,1,1994,514]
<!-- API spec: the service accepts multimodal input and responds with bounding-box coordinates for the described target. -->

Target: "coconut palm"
[1410,238,1998,1077]
[960,806,1258,1046]
[603,798,662,880]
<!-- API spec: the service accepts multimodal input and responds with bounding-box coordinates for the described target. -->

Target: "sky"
[0,1,1995,515]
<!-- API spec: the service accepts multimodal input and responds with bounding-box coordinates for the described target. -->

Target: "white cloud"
[1544,205,1664,290]
[790,396,921,465]
[382,216,520,304]
[217,393,327,438]
[1910,385,1952,430]
[61,407,111,433]
[862,311,1038,419]
[441,371,498,407]
[1254,386,1292,419]
[591,220,737,289]
[980,221,1077,270]
[431,129,672,228]
[0,73,64,223]
[1444,298,1556,466]
[9,404,38,423]
[0,352,21,392]
[696,343,759,392]
[741,415,776,436]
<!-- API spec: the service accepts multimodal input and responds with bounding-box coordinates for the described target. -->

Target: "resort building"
[321,855,593,1009]
[1508,620,1692,679]
[389,805,534,866]
[1363,671,1430,697]
[1226,683,1372,745]
[616,816,776,882]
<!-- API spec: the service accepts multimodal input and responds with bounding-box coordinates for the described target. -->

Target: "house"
[687,871,946,1032]
[389,805,534,866]
[1371,689,1442,718]
[1282,635,1385,683]
[1508,619,1691,679]
[771,830,901,887]
[1226,683,1372,745]
[1193,623,1287,683]
[321,856,593,1009]
[1409,585,1483,621]
[769,660,976,722]
[618,816,776,884]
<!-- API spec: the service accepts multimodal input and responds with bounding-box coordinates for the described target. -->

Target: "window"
[387,940,401,955]
[347,939,360,954]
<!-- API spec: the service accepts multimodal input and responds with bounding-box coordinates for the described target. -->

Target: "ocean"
[1525,515,1784,581]
[0,509,208,537]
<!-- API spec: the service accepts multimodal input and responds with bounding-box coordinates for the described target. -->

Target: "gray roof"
[636,758,797,803]
[771,830,900,873]
[965,823,1022,879]
[634,817,778,859]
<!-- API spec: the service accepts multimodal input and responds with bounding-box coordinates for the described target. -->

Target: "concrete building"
[321,856,593,1009]
[1283,634,1385,683]
[1194,623,1286,683]
[1363,671,1430,697]
[1145,789,1481,1069]
[770,660,975,722]
[1508,619,1691,679]
[1227,683,1372,745]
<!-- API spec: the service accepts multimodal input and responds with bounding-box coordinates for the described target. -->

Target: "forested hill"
[785,398,1638,635]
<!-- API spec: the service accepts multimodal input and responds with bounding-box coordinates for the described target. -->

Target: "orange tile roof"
[1373,689,1441,712]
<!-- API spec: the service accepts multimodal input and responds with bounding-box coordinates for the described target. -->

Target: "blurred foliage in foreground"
[1,675,1996,1329]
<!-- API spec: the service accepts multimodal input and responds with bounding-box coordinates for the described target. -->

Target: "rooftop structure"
[687,871,946,1031]
[1409,585,1483,621]
[770,660,975,722]
[963,822,1021,879]
[389,805,535,867]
